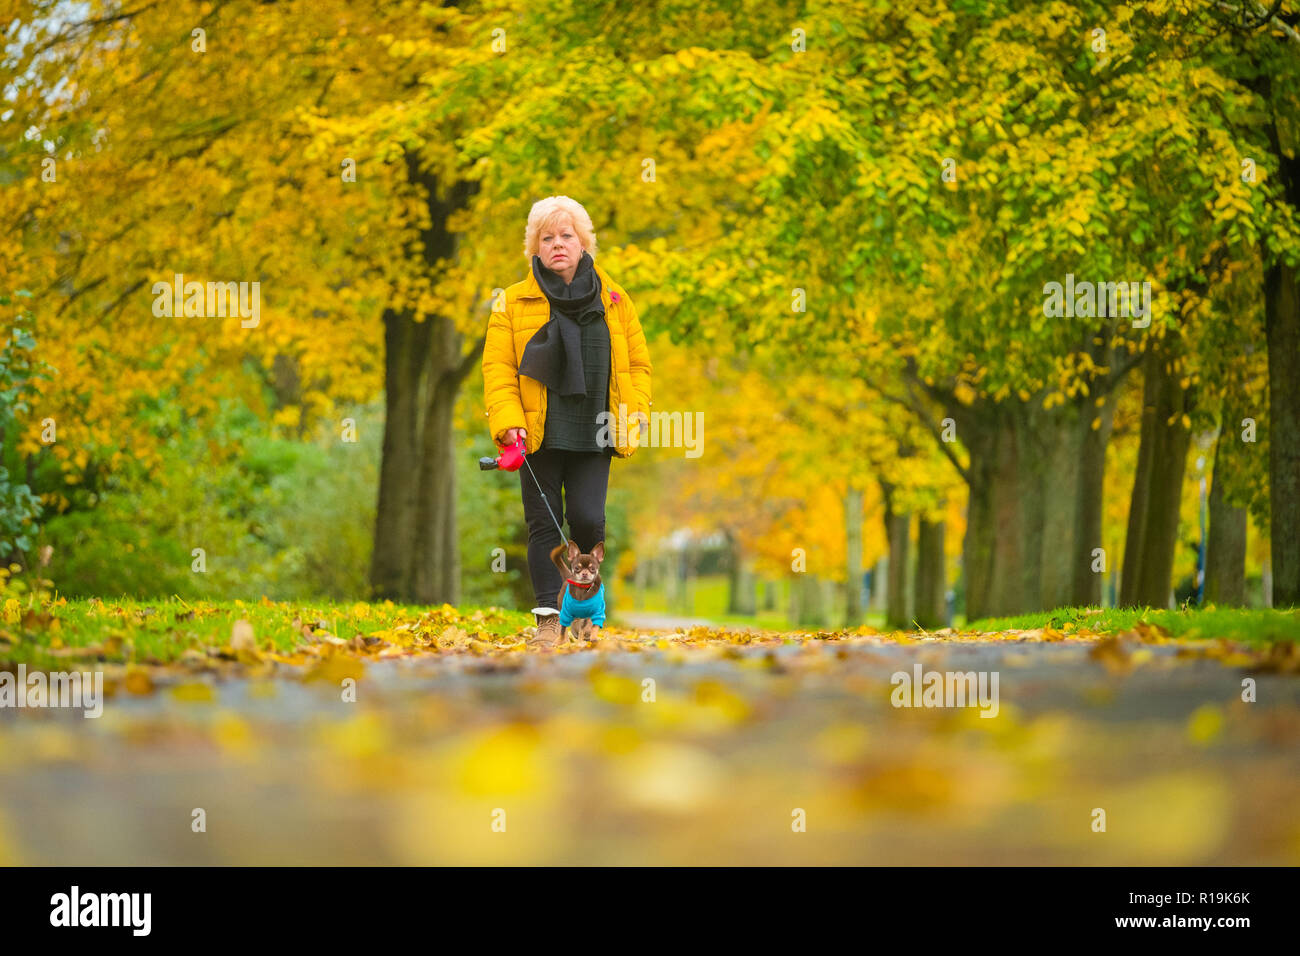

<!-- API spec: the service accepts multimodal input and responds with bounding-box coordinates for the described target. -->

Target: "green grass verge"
[6,593,1296,670]
[1,596,536,667]
[965,605,1300,644]
[632,573,1300,644]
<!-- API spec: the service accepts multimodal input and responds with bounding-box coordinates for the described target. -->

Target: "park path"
[1,627,1297,865]
[610,609,721,630]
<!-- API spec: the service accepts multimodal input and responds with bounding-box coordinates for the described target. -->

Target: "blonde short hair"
[524,196,598,260]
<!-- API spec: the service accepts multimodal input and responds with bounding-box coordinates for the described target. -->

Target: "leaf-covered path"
[2,607,1299,865]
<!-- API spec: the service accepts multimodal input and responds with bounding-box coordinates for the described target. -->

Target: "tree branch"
[878,386,970,483]
[1213,0,1300,44]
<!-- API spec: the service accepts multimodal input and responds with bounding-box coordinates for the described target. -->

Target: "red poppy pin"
[610,291,620,304]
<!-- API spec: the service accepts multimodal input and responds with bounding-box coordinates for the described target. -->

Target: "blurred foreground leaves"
[1,600,1298,864]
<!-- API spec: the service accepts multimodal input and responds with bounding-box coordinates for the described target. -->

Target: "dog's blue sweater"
[559,582,606,628]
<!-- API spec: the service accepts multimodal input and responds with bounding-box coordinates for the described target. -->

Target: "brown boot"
[529,608,562,647]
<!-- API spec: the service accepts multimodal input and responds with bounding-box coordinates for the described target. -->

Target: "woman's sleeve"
[483,295,527,445]
[623,291,653,420]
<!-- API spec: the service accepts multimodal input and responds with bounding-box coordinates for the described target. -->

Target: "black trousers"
[519,447,611,609]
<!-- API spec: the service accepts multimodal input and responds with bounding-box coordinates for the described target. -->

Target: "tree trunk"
[1038,410,1084,611]
[1265,259,1300,606]
[844,485,864,626]
[959,403,1061,618]
[664,552,680,611]
[411,316,480,604]
[795,572,829,628]
[1119,358,1157,607]
[683,540,697,615]
[371,311,480,604]
[929,320,1139,619]
[634,551,647,609]
[958,392,1124,618]
[1120,342,1193,608]
[1261,96,1300,606]
[871,557,887,611]
[369,163,480,604]
[1205,422,1247,606]
[882,482,911,629]
[724,528,757,615]
[913,517,945,628]
[1072,384,1118,605]
[370,309,430,600]
[962,407,1040,619]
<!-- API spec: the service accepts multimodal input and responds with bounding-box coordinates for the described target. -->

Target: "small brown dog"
[549,539,606,642]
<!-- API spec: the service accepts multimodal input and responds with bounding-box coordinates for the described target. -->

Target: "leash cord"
[521,453,569,547]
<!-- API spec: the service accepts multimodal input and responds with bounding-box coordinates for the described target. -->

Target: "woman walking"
[482,196,653,645]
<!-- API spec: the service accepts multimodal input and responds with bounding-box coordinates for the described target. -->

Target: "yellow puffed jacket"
[482,259,652,458]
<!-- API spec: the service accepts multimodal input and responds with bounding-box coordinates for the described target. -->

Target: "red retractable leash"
[478,435,569,547]
[479,437,601,601]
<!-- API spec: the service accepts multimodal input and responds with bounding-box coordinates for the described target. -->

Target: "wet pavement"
[1,629,1297,864]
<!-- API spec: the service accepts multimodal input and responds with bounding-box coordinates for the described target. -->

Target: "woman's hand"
[502,427,528,447]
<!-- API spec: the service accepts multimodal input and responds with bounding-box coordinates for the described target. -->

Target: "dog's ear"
[591,541,604,563]
[566,539,581,561]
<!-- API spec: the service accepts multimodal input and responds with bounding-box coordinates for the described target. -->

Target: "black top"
[541,316,613,455]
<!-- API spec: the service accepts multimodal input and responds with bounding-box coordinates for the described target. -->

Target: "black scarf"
[518,249,605,397]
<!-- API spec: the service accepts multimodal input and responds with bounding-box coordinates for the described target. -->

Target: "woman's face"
[539,216,582,284]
